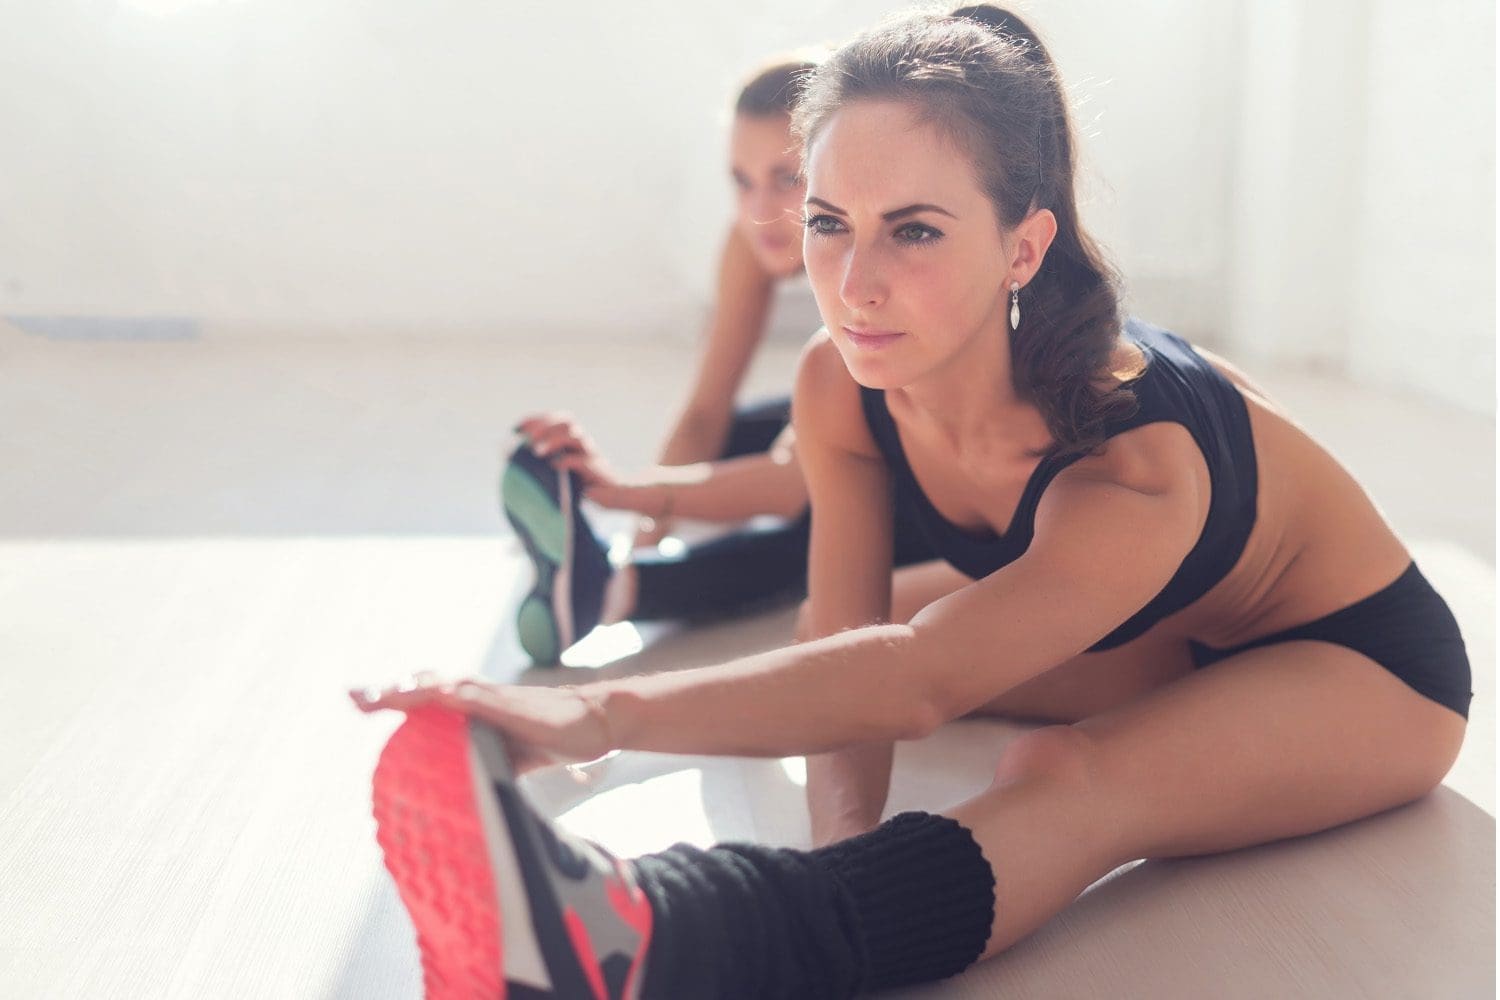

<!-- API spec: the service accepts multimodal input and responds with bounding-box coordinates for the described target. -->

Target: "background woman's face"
[801,100,1011,389]
[729,113,806,276]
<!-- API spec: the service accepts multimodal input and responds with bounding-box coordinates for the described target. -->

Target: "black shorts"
[1188,562,1473,719]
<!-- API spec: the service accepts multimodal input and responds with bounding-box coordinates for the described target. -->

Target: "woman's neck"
[892,321,1052,459]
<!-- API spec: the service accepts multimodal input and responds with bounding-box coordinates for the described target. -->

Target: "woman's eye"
[804,214,845,236]
[895,222,942,244]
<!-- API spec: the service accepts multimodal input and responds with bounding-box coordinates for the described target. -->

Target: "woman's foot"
[501,445,613,665]
[372,707,654,999]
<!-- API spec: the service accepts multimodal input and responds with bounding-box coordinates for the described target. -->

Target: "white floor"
[0,324,1493,997]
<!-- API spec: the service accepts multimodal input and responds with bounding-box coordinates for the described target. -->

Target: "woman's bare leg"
[934,640,1466,960]
[601,563,638,625]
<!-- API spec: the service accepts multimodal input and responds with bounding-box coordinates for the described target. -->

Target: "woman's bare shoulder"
[792,330,883,460]
[1189,341,1280,407]
[1063,420,1207,505]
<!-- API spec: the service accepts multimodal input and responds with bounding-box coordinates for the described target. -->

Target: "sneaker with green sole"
[501,444,611,665]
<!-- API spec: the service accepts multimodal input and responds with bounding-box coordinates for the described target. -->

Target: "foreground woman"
[356,6,1470,997]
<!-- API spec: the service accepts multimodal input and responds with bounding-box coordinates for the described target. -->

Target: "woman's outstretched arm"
[591,423,1208,754]
[361,406,1205,766]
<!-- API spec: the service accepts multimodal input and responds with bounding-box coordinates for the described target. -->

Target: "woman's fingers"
[448,683,611,762]
[550,452,611,487]
[513,411,571,439]
[514,412,591,457]
[439,680,549,734]
[528,424,589,458]
[349,677,535,732]
[351,677,611,779]
[348,671,451,713]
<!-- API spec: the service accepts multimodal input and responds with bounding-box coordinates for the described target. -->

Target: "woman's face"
[729,113,806,276]
[801,100,1013,389]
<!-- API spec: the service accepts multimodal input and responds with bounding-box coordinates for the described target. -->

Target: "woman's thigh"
[1074,639,1468,859]
[946,637,1467,962]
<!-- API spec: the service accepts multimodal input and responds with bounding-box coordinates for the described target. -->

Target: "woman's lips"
[842,326,904,351]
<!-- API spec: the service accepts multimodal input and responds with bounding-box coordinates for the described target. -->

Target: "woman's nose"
[749,189,781,225]
[839,246,886,309]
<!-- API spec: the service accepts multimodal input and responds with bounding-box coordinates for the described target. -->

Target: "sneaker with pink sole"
[372,707,653,999]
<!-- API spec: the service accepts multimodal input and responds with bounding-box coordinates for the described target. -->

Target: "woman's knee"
[992,725,1101,795]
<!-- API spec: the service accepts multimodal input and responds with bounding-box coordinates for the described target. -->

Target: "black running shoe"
[501,444,611,665]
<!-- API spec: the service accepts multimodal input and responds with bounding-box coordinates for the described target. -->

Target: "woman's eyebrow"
[805,196,957,221]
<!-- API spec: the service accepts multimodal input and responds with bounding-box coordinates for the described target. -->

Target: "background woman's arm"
[652,226,775,470]
[594,426,806,522]
[633,226,777,545]
[518,414,807,522]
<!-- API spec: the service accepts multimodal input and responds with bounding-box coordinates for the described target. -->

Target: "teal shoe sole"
[501,461,572,665]
[515,593,559,666]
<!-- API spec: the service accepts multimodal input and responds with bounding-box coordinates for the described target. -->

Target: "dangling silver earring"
[1009,281,1021,331]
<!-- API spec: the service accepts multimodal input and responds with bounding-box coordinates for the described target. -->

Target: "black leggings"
[631,397,935,621]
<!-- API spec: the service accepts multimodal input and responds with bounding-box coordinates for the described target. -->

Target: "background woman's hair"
[735,53,824,117]
[793,4,1139,458]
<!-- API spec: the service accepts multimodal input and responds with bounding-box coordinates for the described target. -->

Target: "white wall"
[1346,0,1495,414]
[1223,0,1370,373]
[0,0,1239,337]
[0,1,1491,411]
[1223,0,1496,414]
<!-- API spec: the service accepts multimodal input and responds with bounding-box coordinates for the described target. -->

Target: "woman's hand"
[514,412,645,511]
[515,412,619,488]
[514,412,678,518]
[350,673,615,776]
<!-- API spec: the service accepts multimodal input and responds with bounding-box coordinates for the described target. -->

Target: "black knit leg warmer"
[632,810,996,1000]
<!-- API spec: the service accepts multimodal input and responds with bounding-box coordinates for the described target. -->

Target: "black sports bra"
[859,318,1258,651]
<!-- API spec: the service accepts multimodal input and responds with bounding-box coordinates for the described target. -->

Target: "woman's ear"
[1006,208,1058,288]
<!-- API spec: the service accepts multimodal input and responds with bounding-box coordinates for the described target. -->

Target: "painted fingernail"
[395,675,422,694]
[353,686,382,703]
